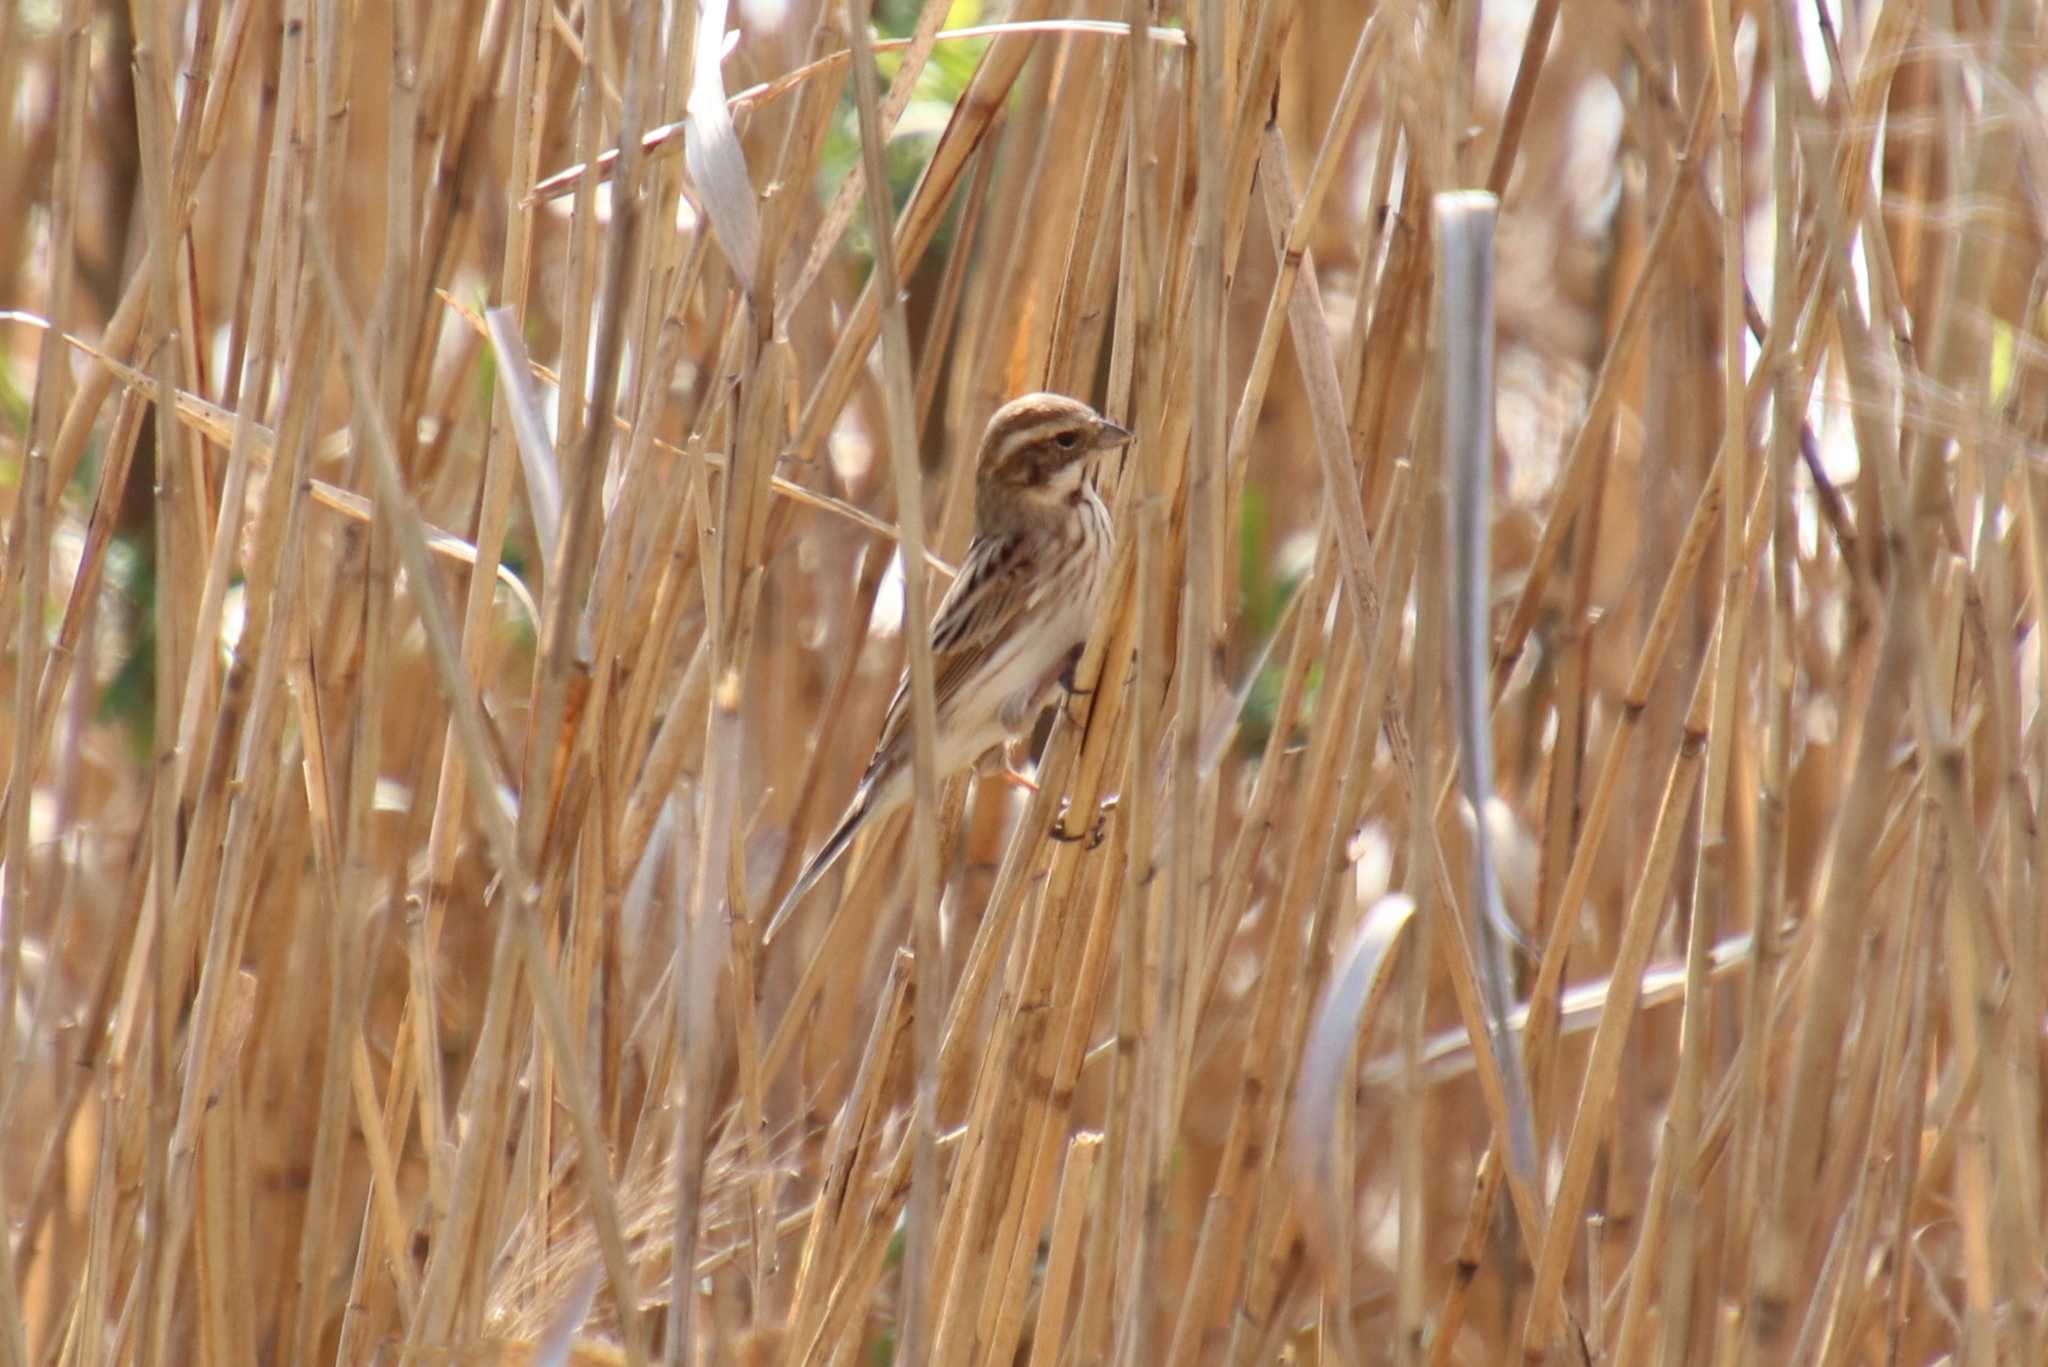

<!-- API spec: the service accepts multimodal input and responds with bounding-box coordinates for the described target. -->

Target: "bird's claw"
[1058,695,1090,730]
[1055,665,1096,729]
[1055,644,1094,702]
[1050,794,1114,849]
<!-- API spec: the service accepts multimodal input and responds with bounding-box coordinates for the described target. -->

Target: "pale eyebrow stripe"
[988,413,1069,457]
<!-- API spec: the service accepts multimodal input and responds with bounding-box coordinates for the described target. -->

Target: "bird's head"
[976,392,1133,515]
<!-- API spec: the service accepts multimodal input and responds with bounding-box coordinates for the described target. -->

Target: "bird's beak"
[1093,419,1133,450]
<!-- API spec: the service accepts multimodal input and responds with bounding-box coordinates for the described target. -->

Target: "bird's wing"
[767,531,1037,945]
[862,529,1033,784]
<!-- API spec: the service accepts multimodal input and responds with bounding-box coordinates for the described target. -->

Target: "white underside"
[867,548,1102,815]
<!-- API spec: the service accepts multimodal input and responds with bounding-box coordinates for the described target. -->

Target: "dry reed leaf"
[1288,892,1417,1281]
[485,304,566,573]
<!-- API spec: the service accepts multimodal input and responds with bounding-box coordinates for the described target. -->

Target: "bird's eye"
[1055,431,1080,449]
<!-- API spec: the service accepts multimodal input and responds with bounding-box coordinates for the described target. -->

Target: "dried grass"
[4,0,2047,1363]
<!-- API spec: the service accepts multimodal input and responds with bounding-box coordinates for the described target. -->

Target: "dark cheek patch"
[1011,448,1056,485]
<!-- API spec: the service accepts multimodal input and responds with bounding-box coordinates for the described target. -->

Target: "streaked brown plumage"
[765,392,1128,942]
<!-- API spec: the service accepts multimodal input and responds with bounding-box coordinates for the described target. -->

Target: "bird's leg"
[996,738,1041,793]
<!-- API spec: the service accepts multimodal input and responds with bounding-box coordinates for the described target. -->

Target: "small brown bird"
[765,392,1129,942]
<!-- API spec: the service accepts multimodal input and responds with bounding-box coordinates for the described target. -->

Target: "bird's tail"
[763,796,868,945]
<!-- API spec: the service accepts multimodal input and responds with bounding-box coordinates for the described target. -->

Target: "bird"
[763,392,1130,944]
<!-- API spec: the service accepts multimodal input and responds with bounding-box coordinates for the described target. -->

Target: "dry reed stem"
[7,2,2048,1362]
[839,3,941,1360]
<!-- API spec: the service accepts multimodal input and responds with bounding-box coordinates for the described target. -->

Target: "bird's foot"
[1058,655,1092,698]
[1054,654,1097,729]
[1050,792,1117,848]
[991,734,1045,793]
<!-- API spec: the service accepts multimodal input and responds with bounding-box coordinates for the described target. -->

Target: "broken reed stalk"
[1432,188,1543,1281]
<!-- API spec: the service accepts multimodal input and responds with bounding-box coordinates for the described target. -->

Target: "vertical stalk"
[844,1,944,1359]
